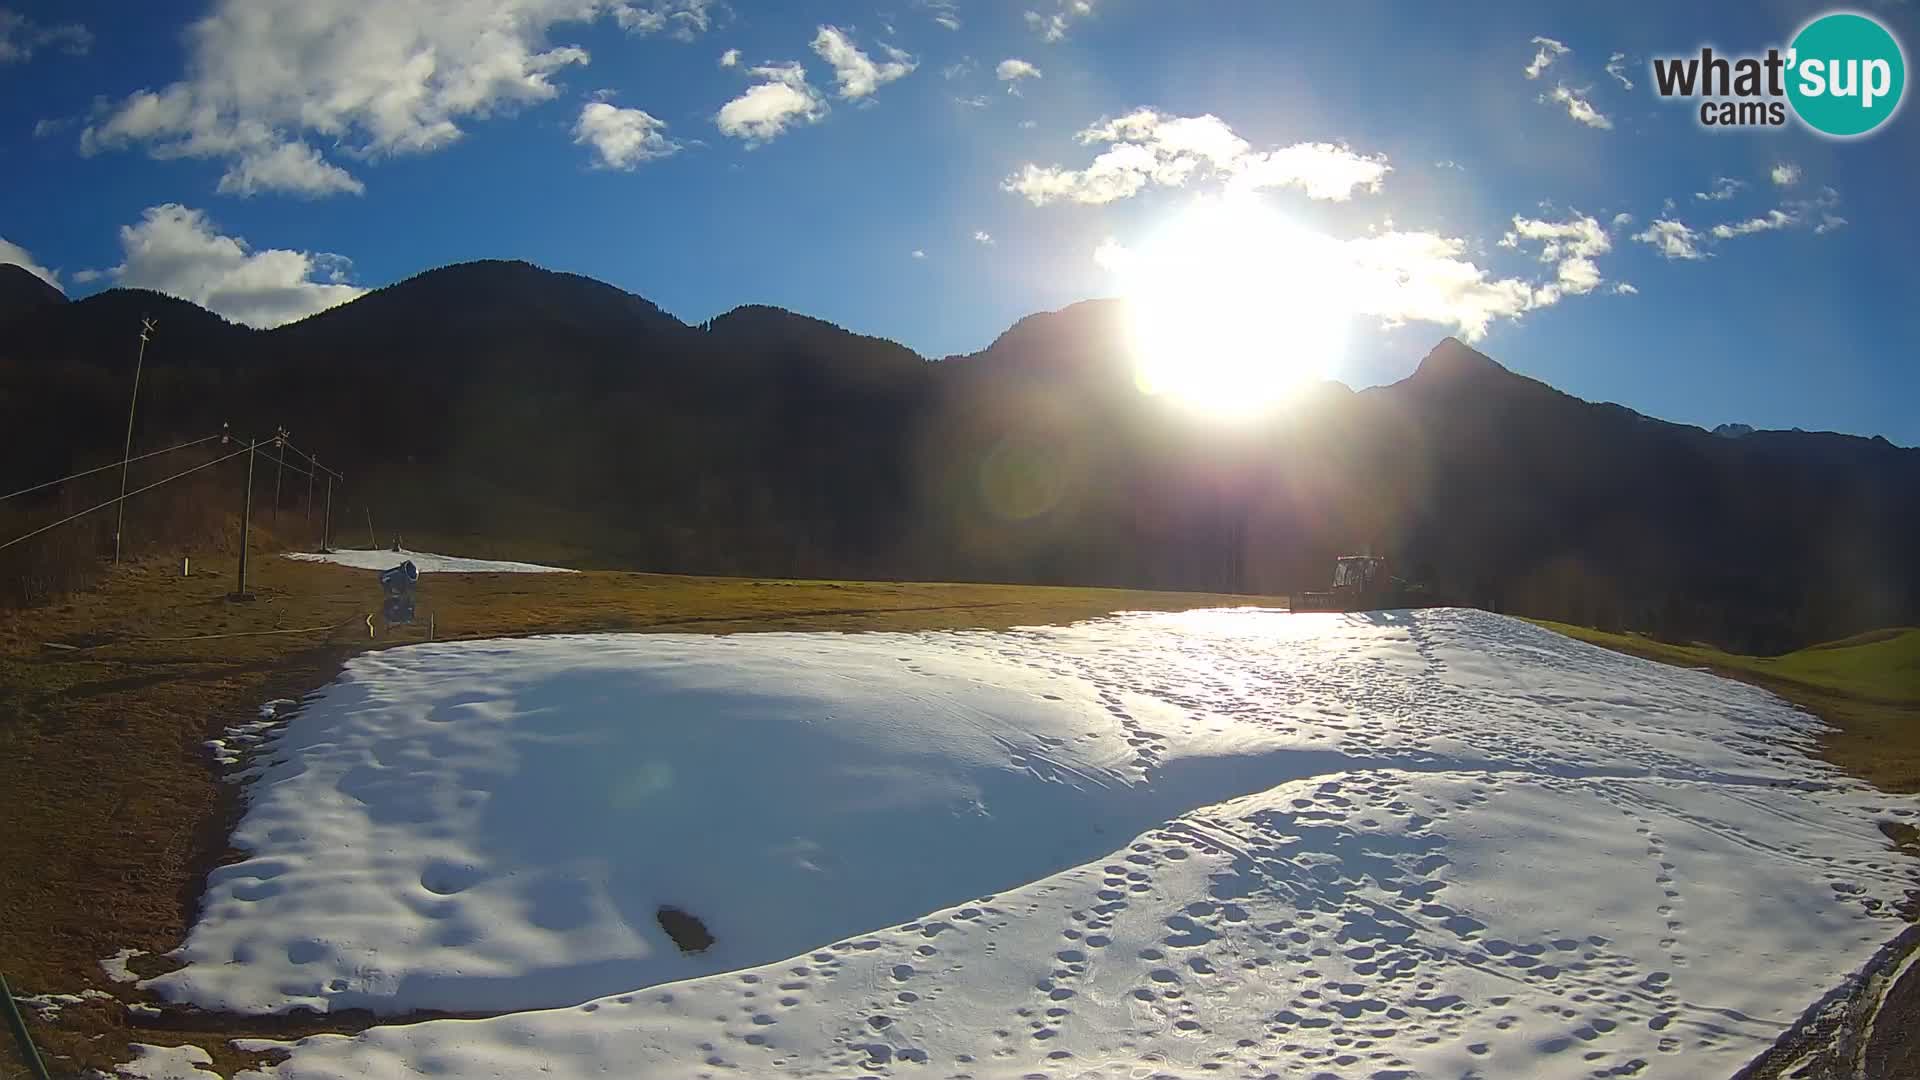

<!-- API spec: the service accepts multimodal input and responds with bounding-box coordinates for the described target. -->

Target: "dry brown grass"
[0,548,1281,1078]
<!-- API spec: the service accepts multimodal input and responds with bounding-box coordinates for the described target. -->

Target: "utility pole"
[271,427,288,525]
[321,472,334,552]
[306,454,317,526]
[112,317,155,564]
[232,438,257,601]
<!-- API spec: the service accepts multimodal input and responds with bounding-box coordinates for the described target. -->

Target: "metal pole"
[112,317,155,564]
[1,973,54,1080]
[271,428,286,526]
[306,455,317,524]
[365,507,376,551]
[322,474,333,552]
[235,439,256,599]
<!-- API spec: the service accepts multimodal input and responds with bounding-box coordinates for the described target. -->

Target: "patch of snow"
[14,988,113,1021]
[152,609,1916,1078]
[283,548,575,574]
[114,1043,217,1079]
[99,947,144,983]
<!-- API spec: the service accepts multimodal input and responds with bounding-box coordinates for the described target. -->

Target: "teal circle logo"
[1787,12,1906,137]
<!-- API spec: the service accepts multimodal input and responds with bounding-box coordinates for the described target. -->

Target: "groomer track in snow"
[150,608,1913,1078]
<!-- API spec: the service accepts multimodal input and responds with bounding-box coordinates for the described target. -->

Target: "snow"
[283,548,575,573]
[155,608,1914,1079]
[114,1043,218,1079]
[99,947,143,983]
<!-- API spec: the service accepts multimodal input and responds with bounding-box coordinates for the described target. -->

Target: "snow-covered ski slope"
[179,608,1914,1079]
[283,547,575,573]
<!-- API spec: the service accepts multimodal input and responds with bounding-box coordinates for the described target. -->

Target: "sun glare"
[1112,197,1350,419]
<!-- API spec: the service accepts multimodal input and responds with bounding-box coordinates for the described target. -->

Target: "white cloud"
[573,100,679,168]
[1544,84,1613,129]
[1771,162,1802,187]
[71,268,103,285]
[973,230,994,245]
[1605,52,1633,90]
[1232,142,1391,201]
[1814,214,1847,235]
[1710,210,1795,239]
[0,10,91,64]
[609,0,717,41]
[912,249,927,259]
[997,58,1041,82]
[1611,212,1633,229]
[1694,176,1744,201]
[1633,218,1708,260]
[1524,36,1569,79]
[1500,212,1613,305]
[942,58,975,80]
[1612,282,1638,295]
[1005,109,1389,206]
[718,47,740,68]
[78,1,723,197]
[716,61,828,143]
[1018,118,1037,129]
[104,204,367,328]
[1025,0,1094,43]
[920,0,961,31]
[810,26,915,101]
[954,94,989,108]
[0,236,61,291]
[217,141,365,197]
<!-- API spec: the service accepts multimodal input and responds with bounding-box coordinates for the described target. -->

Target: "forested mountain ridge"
[2,259,1912,653]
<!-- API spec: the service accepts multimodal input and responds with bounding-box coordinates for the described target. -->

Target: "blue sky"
[2,0,1915,443]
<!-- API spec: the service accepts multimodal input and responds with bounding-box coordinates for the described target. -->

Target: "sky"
[2,0,1916,443]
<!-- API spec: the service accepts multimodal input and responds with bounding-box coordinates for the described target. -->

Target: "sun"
[1109,197,1350,419]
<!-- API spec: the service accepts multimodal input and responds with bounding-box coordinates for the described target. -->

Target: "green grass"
[1530,620,1920,793]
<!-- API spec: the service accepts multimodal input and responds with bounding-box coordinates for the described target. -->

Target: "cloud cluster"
[1005,110,1389,206]
[608,0,716,41]
[102,205,367,327]
[921,0,961,31]
[1635,184,1845,257]
[1633,219,1708,260]
[574,100,679,169]
[716,61,828,143]
[1694,176,1744,201]
[1026,1,1094,43]
[1500,213,1612,306]
[1605,52,1633,90]
[0,9,91,64]
[79,0,716,198]
[1544,84,1613,129]
[811,26,915,101]
[0,236,61,290]
[1524,37,1568,79]
[997,59,1042,82]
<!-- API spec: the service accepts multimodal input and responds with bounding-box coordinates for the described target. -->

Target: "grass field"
[0,549,1285,1078]
[1529,620,1920,793]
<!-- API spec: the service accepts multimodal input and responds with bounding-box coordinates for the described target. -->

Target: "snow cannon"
[379,560,419,625]
[379,560,419,596]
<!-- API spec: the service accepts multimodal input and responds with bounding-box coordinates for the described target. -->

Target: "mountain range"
[2,259,1913,653]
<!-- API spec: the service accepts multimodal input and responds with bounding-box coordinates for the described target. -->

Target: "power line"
[0,433,224,505]
[0,444,252,554]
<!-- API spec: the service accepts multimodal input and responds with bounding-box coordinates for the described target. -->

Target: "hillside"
[2,260,1915,653]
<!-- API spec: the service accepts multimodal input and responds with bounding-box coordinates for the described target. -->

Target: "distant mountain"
[0,263,68,325]
[2,260,1913,653]
[1713,423,1755,439]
